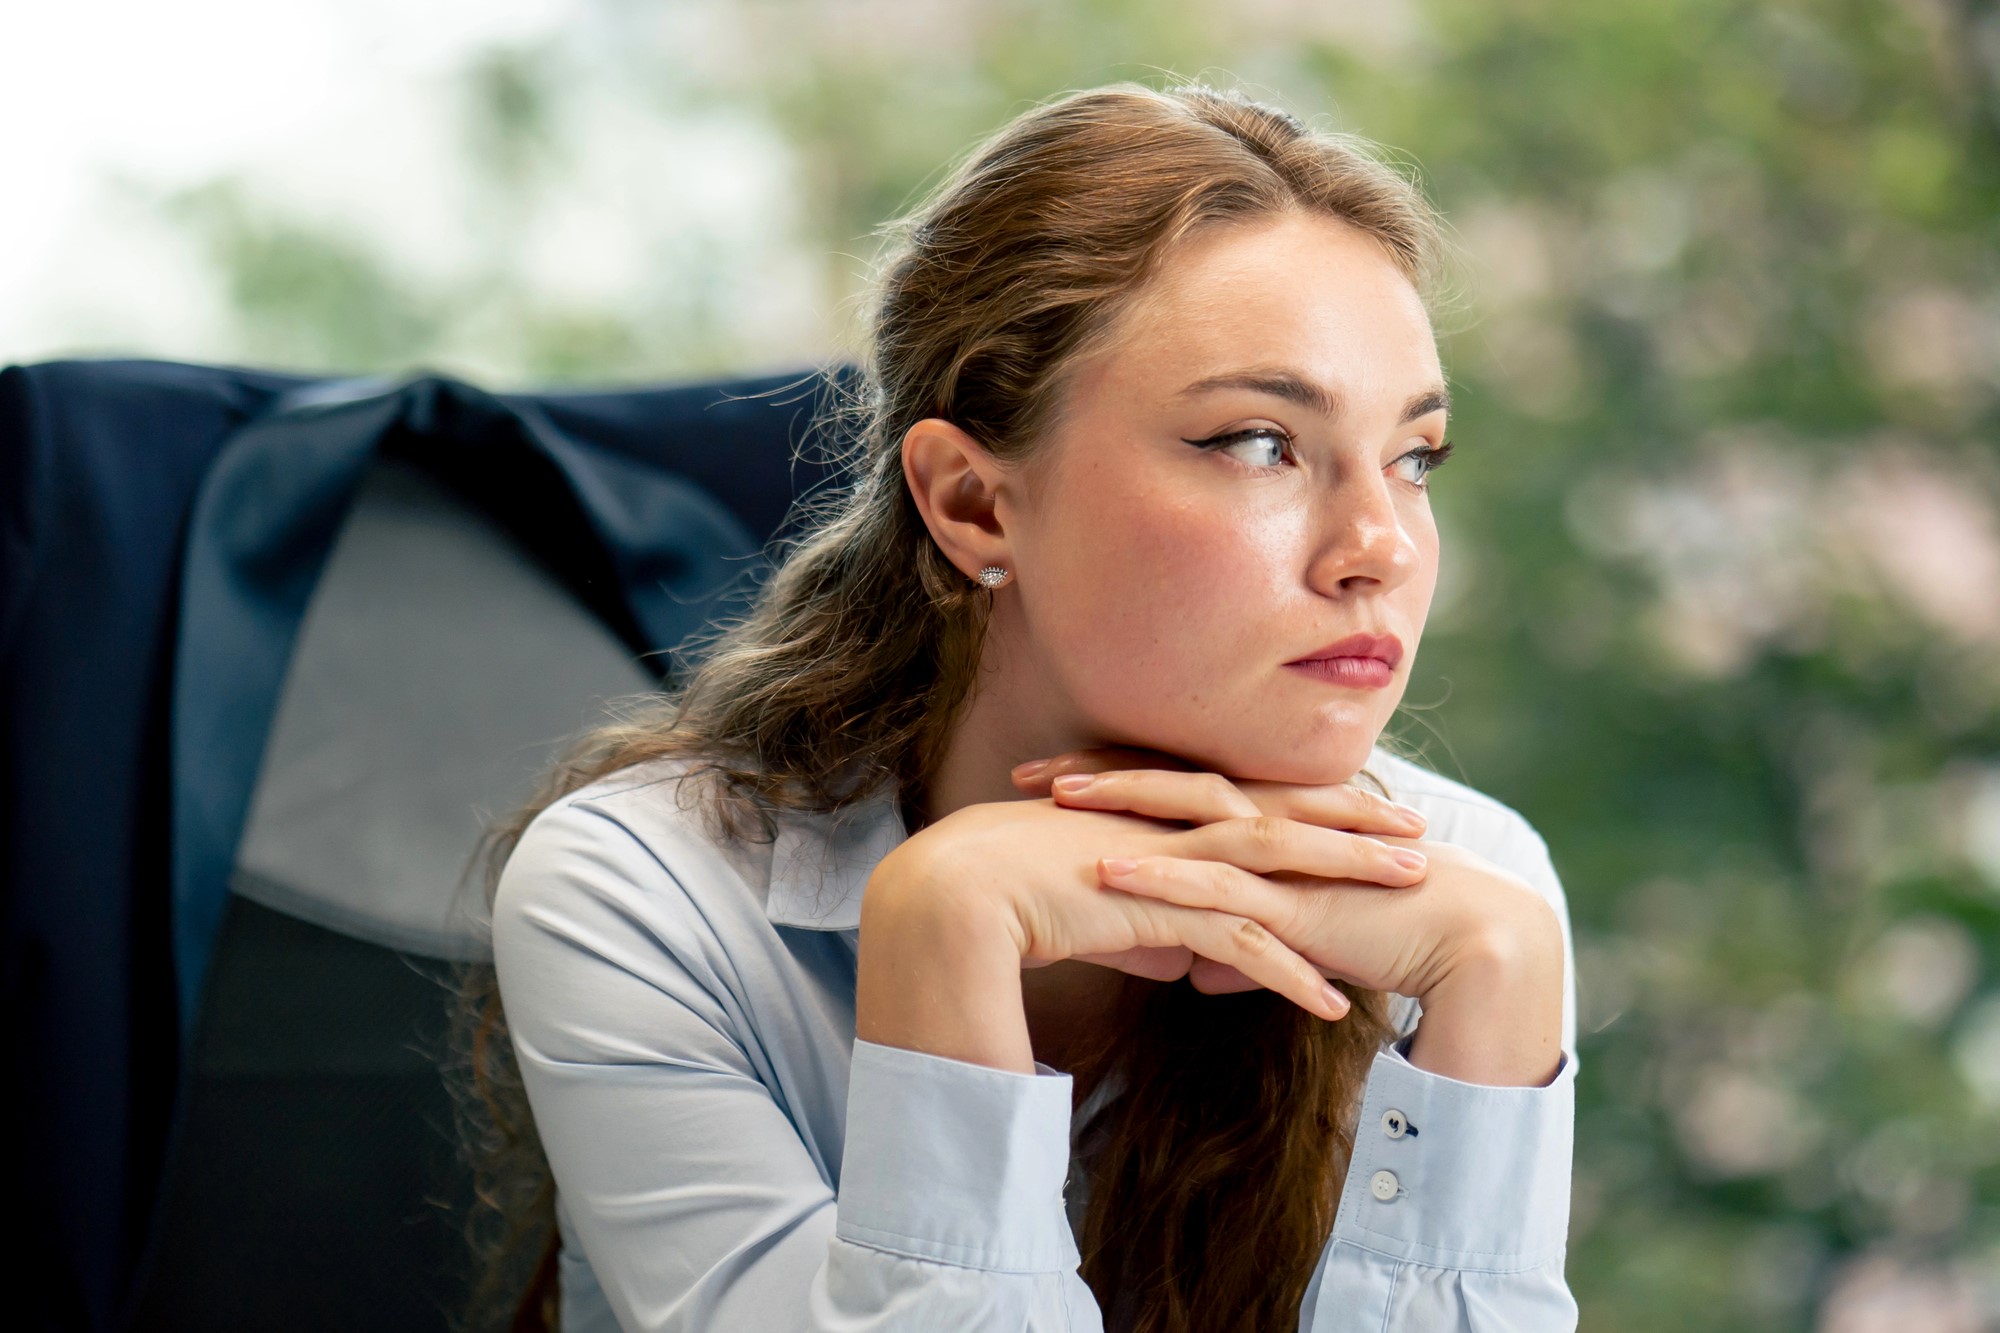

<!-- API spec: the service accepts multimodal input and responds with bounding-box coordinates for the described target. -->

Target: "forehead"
[1083,210,1441,403]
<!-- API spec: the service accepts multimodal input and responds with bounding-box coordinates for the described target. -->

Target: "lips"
[1288,633,1403,668]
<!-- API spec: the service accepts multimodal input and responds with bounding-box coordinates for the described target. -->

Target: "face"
[995,210,1448,785]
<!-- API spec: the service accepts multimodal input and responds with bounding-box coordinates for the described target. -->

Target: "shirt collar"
[764,785,910,932]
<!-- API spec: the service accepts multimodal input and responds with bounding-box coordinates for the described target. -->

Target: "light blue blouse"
[491,747,1581,1331]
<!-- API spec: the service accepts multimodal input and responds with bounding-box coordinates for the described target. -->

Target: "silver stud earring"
[976,565,1011,588]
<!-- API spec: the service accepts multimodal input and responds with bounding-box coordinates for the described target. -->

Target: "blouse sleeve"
[1300,813,1582,1331]
[492,799,1101,1332]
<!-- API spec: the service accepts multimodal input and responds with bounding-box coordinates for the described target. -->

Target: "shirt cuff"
[835,1036,1081,1274]
[1331,1033,1578,1272]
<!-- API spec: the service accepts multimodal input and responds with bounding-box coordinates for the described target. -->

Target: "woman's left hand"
[1010,745,1437,996]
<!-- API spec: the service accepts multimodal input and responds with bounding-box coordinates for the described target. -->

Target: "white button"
[1381,1109,1410,1139]
[1369,1169,1400,1202]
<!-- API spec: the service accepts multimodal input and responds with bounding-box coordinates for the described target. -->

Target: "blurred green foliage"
[161,0,2000,1326]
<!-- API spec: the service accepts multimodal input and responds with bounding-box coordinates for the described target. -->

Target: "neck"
[919,612,1094,827]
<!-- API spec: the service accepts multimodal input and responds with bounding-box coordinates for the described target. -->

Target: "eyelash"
[1183,427,1457,487]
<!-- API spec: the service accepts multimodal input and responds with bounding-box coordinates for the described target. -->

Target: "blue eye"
[1392,440,1456,488]
[1184,427,1291,470]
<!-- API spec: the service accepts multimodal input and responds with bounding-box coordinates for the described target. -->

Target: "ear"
[901,417,1014,582]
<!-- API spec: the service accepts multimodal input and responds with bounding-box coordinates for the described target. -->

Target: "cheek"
[1030,471,1292,707]
[1407,520,1442,622]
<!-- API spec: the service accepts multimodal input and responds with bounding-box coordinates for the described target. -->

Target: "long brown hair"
[444,79,1450,1333]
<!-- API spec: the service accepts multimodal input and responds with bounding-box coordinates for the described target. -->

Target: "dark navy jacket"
[0,357,851,1331]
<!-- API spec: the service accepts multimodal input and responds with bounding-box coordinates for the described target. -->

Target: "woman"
[457,81,1580,1332]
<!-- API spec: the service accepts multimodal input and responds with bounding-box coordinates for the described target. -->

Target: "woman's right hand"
[868,784,1429,1024]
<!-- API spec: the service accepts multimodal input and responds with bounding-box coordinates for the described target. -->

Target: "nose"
[1304,469,1421,594]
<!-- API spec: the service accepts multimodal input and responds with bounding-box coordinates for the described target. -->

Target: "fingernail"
[1053,773,1095,793]
[1100,857,1139,878]
[1321,983,1350,1018]
[1013,759,1051,778]
[1393,848,1428,871]
[1393,803,1427,830]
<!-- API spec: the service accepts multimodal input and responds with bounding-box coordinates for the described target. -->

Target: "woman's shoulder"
[499,754,782,931]
[490,756,805,1065]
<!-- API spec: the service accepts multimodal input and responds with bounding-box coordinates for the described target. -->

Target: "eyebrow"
[1175,368,1451,426]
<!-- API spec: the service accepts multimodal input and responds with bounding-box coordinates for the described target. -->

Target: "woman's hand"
[1009,745,1431,996]
[859,744,1563,1080]
[869,766,1429,1025]
[1006,746,1562,1007]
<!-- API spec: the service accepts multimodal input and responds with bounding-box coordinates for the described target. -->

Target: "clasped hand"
[964,745,1559,1022]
